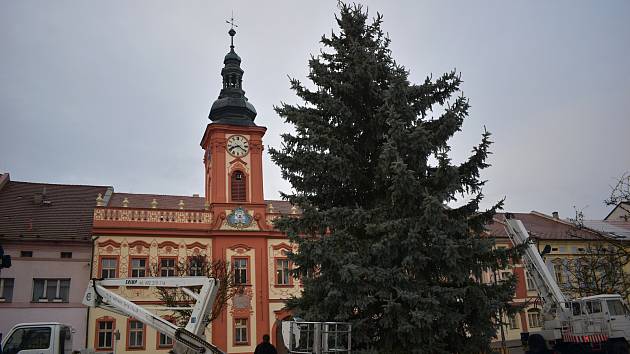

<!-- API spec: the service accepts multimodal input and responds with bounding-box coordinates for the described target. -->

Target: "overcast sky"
[1,1,629,219]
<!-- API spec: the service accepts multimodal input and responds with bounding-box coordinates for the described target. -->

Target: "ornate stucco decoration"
[224,206,255,229]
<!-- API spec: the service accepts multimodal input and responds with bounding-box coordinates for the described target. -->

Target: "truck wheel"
[528,334,548,353]
[610,341,629,354]
[567,343,587,354]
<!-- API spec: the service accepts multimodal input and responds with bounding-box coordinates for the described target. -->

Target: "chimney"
[41,187,52,205]
[33,186,50,205]
[552,211,559,219]
[192,193,200,197]
[0,172,10,191]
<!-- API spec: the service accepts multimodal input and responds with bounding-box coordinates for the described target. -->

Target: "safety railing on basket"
[281,321,352,354]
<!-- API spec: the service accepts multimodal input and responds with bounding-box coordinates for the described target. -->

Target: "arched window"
[527,309,542,328]
[231,171,246,202]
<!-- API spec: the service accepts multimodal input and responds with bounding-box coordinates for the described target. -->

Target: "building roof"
[604,202,630,221]
[582,220,630,241]
[0,179,110,242]
[487,211,605,241]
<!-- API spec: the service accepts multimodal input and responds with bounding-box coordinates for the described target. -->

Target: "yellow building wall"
[88,236,296,353]
[225,246,256,354]
[87,236,213,352]
[88,307,213,353]
[267,239,301,301]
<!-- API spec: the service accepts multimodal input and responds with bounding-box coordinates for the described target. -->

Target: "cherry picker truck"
[504,215,630,354]
[1,276,352,354]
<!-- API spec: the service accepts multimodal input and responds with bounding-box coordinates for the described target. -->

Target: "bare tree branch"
[152,256,243,326]
[563,203,630,299]
[605,172,630,216]
[560,243,630,299]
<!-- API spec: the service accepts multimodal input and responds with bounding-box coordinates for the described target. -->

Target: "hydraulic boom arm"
[503,216,569,317]
[83,277,225,354]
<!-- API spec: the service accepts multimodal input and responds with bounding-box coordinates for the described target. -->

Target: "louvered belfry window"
[231,171,246,202]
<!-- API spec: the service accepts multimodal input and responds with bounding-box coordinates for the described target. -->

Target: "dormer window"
[231,171,246,202]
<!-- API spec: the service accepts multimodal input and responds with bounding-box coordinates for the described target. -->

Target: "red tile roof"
[0,180,110,242]
[488,211,605,241]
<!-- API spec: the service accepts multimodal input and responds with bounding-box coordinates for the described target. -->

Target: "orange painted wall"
[211,235,272,353]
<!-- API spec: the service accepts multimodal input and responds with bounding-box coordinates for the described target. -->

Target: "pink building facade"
[0,242,93,350]
[0,173,109,351]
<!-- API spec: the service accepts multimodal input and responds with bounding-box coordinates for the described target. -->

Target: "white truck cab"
[575,294,630,340]
[1,323,72,354]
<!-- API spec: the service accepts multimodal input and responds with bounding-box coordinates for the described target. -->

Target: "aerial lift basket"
[281,321,351,354]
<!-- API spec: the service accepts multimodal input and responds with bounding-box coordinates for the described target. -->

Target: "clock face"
[226,135,249,157]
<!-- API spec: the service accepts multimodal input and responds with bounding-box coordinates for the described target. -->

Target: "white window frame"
[528,309,542,328]
[188,258,204,276]
[101,258,118,279]
[233,258,248,285]
[0,278,14,302]
[128,320,144,348]
[234,318,248,344]
[97,320,114,349]
[525,271,536,291]
[276,259,291,285]
[160,258,177,277]
[33,279,70,303]
[159,332,174,347]
[130,258,146,278]
[508,314,520,329]
[553,262,565,285]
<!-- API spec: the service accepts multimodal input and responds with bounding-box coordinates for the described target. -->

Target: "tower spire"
[208,14,257,126]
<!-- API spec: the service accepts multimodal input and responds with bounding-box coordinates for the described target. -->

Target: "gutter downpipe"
[86,234,99,348]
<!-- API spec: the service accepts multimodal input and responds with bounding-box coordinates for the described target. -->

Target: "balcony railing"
[94,207,213,224]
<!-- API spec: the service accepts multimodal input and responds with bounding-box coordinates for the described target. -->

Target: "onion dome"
[208,27,257,126]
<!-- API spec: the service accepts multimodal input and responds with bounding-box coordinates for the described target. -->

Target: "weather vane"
[226,11,238,30]
[225,11,238,48]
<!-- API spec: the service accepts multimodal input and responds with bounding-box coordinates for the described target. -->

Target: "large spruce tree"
[269,4,516,353]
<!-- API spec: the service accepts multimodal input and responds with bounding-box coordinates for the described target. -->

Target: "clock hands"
[227,136,249,156]
[228,144,247,155]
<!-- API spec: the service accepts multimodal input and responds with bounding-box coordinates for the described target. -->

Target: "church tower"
[200,27,267,214]
[88,21,299,354]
